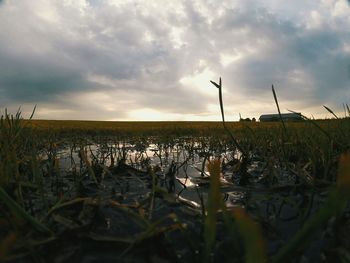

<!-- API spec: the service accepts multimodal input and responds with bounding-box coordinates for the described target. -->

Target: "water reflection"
[50,138,246,209]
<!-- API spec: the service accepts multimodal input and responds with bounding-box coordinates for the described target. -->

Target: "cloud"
[0,0,349,120]
[207,1,350,116]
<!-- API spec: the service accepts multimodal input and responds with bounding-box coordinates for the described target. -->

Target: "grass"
[1,89,350,262]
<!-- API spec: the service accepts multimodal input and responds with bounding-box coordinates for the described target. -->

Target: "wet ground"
[7,140,343,262]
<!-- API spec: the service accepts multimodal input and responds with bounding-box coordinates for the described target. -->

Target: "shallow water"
[52,140,249,208]
[17,138,333,262]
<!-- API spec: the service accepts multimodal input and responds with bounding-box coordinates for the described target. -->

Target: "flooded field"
[1,117,350,262]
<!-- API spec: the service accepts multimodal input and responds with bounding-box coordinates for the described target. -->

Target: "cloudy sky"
[0,0,350,121]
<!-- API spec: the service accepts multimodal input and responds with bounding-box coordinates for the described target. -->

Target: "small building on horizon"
[259,112,303,122]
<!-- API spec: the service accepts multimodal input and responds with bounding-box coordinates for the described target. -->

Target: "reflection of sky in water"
[52,139,247,208]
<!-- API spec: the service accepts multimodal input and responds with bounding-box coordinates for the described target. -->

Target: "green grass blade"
[232,208,267,263]
[272,152,350,263]
[203,158,222,262]
[0,186,52,235]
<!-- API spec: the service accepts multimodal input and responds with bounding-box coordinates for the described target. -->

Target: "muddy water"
[34,140,330,262]
[54,141,249,209]
[53,140,322,217]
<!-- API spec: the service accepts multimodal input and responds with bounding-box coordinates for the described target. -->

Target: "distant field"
[23,119,291,137]
[26,119,258,130]
[24,119,339,136]
[25,119,315,131]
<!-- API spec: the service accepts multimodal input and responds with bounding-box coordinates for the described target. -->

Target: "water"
[29,138,330,262]
[50,139,248,209]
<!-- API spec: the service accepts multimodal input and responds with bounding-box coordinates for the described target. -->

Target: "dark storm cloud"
[0,54,89,102]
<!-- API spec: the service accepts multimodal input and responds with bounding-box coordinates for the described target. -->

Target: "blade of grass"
[210,78,247,157]
[272,85,286,134]
[271,152,350,263]
[210,78,224,123]
[231,208,267,263]
[29,105,37,120]
[109,200,150,229]
[79,149,98,186]
[148,166,156,220]
[323,105,339,119]
[203,158,222,262]
[0,186,52,235]
[288,109,332,140]
[46,197,93,217]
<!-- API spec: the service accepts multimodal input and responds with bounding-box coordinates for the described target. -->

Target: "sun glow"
[127,108,222,121]
[220,53,242,67]
[179,66,217,96]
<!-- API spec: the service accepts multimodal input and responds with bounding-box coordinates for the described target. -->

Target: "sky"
[0,0,350,121]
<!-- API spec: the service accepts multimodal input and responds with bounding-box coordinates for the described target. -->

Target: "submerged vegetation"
[1,83,350,262]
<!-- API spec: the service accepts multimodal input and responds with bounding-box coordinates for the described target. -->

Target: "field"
[26,119,260,136]
[1,112,350,263]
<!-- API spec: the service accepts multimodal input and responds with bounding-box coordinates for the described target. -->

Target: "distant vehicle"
[259,113,303,122]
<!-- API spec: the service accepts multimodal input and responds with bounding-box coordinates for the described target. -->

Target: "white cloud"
[307,10,324,29]
[179,64,217,96]
[332,0,350,17]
